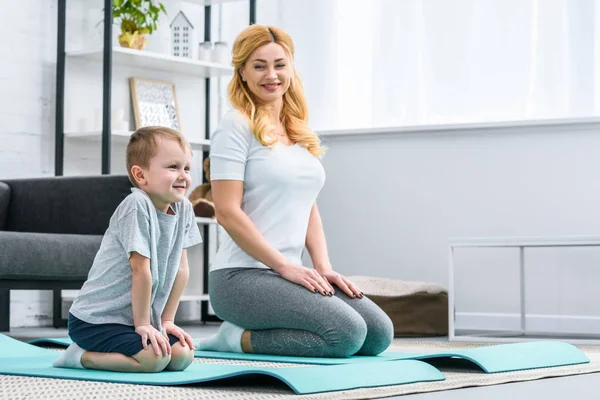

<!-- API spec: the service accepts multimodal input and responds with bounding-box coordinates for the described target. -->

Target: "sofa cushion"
[2,175,131,235]
[0,182,9,231]
[347,275,448,337]
[0,231,102,281]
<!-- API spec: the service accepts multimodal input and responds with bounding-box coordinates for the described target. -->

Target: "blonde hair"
[228,25,325,157]
[126,126,192,187]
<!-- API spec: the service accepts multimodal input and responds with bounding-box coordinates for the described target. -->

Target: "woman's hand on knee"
[320,271,363,299]
[279,264,332,296]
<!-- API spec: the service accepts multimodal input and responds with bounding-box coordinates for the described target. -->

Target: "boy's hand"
[162,320,195,350]
[135,324,171,356]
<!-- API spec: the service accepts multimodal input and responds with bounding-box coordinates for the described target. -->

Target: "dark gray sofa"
[0,175,132,331]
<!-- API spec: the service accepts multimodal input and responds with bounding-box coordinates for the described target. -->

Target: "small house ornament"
[170,11,194,58]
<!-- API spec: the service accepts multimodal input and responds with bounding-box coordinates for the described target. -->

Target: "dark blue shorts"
[68,313,180,357]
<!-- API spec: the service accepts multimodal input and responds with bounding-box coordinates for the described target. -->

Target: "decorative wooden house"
[170,11,194,58]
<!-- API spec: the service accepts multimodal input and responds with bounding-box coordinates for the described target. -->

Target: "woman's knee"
[132,347,172,373]
[165,342,194,371]
[359,314,394,356]
[326,317,368,358]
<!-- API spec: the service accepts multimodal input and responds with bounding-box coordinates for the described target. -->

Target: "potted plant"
[113,0,167,50]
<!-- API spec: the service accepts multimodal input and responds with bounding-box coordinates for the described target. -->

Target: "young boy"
[53,126,202,373]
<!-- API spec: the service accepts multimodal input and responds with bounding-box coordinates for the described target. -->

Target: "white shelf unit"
[66,47,234,77]
[64,130,211,151]
[55,0,253,324]
[64,44,223,311]
[63,46,232,150]
[63,47,231,149]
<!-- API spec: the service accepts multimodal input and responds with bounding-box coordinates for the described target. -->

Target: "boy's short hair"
[126,126,192,187]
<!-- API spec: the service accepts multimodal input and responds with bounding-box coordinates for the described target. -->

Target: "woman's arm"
[212,180,330,295]
[304,202,363,299]
[305,202,332,273]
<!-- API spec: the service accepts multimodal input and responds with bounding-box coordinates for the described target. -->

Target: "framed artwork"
[129,77,181,131]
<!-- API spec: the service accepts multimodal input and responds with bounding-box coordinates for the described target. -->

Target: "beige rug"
[1,340,598,399]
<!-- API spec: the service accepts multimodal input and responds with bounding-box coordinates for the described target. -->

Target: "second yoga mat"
[28,337,590,373]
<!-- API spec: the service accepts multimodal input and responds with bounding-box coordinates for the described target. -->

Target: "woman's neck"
[266,98,283,123]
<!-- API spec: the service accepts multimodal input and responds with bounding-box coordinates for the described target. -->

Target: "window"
[272,0,599,130]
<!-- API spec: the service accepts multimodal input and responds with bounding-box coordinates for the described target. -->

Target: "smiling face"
[133,136,192,213]
[240,42,292,105]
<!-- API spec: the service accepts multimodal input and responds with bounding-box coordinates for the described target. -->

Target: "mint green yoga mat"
[198,341,590,372]
[29,337,590,373]
[1,335,443,394]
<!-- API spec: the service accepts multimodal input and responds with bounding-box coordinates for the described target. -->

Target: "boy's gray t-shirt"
[70,188,202,331]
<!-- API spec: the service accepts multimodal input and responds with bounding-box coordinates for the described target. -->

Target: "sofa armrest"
[2,175,132,235]
[0,182,10,231]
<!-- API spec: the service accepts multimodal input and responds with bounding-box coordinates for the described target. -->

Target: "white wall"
[315,119,600,335]
[0,0,56,180]
[2,0,58,327]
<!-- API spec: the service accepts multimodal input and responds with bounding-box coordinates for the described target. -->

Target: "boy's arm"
[130,251,170,356]
[130,251,153,327]
[161,249,190,324]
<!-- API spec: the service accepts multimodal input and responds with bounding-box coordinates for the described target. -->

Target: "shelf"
[196,217,218,225]
[64,130,210,151]
[185,0,249,5]
[61,290,79,302]
[62,290,209,303]
[180,294,210,301]
[67,47,234,78]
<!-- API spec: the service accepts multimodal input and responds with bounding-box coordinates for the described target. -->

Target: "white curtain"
[272,0,598,131]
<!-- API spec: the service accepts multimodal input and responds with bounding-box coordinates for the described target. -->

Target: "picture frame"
[129,77,182,132]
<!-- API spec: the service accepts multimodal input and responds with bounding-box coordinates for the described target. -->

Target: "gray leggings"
[209,268,394,357]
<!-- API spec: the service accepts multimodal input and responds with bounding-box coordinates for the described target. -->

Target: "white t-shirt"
[209,109,326,271]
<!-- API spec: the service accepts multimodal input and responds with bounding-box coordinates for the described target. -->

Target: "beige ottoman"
[348,276,448,337]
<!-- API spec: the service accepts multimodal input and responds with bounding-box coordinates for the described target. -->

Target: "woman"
[196,24,393,358]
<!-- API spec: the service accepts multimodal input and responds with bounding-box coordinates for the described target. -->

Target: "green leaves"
[113,0,167,34]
